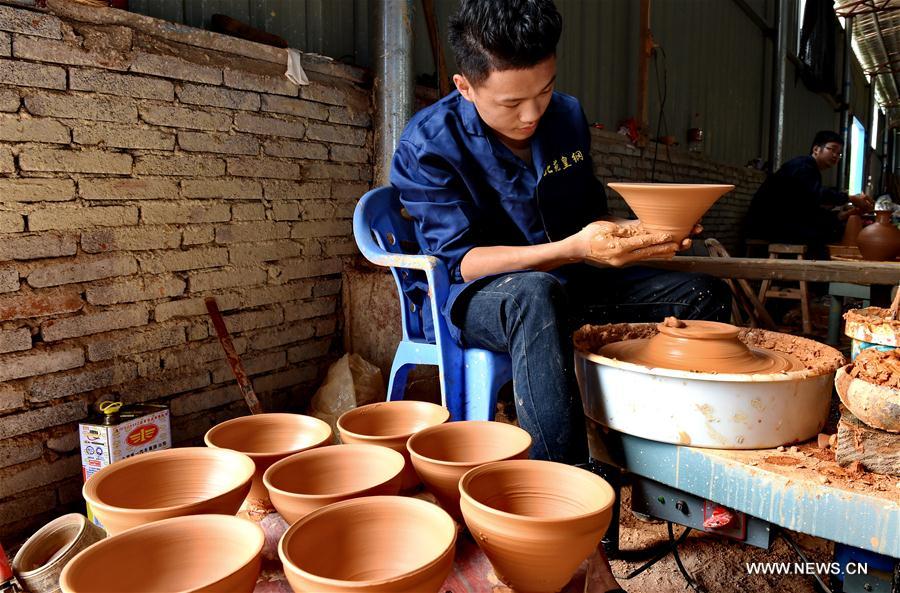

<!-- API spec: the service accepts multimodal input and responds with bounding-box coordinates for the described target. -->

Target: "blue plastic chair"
[352,186,513,421]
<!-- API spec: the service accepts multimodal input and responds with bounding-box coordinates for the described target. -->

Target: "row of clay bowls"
[67,402,616,593]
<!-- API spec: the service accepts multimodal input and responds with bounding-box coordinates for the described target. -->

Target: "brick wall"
[590,129,766,254]
[0,2,371,542]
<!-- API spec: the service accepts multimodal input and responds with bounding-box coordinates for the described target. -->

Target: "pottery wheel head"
[599,318,804,374]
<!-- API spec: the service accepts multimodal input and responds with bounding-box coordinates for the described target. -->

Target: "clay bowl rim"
[834,365,900,426]
[82,447,255,516]
[262,443,406,501]
[278,495,457,589]
[607,182,736,191]
[59,514,264,593]
[336,401,451,443]
[407,420,532,468]
[575,324,843,383]
[203,412,333,458]
[459,459,617,525]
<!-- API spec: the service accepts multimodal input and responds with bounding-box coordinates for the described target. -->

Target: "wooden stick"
[205,297,263,415]
[421,0,450,97]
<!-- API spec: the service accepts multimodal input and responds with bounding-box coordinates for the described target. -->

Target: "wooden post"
[636,0,653,144]
[421,0,450,97]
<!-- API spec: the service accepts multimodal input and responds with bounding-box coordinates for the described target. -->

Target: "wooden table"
[643,255,899,286]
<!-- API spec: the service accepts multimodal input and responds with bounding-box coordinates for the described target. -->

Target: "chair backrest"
[353,186,453,347]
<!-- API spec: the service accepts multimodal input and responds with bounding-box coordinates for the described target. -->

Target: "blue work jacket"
[390,90,608,343]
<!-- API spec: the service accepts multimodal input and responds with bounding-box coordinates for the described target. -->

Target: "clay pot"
[856,211,900,261]
[12,514,105,593]
[599,318,803,374]
[59,514,263,593]
[279,496,456,593]
[337,401,450,490]
[835,365,900,433]
[840,214,863,246]
[607,182,734,242]
[204,413,333,508]
[407,421,531,519]
[82,447,254,535]
[459,460,615,593]
[263,444,405,524]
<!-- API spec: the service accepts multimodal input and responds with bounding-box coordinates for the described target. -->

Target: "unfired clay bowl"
[337,401,451,490]
[459,460,615,593]
[278,496,456,593]
[263,444,405,524]
[82,447,254,535]
[204,413,333,508]
[59,514,263,593]
[607,182,734,242]
[407,420,532,519]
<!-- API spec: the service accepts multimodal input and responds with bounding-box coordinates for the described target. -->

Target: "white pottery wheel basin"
[574,324,844,449]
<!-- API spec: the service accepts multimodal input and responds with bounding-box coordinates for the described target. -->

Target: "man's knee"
[497,272,567,322]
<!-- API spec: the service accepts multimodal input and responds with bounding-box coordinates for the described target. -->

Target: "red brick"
[276,257,342,280]
[0,434,42,469]
[263,139,328,160]
[170,384,241,416]
[0,113,68,143]
[129,52,222,85]
[181,179,262,200]
[137,247,229,273]
[140,102,230,131]
[161,337,247,371]
[13,35,128,71]
[70,67,174,100]
[79,177,178,200]
[24,91,137,122]
[0,287,83,321]
[177,131,259,155]
[215,221,290,244]
[133,154,224,177]
[0,456,81,499]
[0,212,24,233]
[177,83,259,110]
[226,157,300,179]
[28,205,139,231]
[86,275,185,305]
[140,202,230,224]
[0,384,25,413]
[262,180,329,201]
[0,6,62,38]
[0,58,64,89]
[187,267,267,292]
[211,350,286,383]
[81,226,181,253]
[74,122,174,150]
[260,94,328,119]
[284,297,337,322]
[234,112,304,138]
[29,361,138,402]
[223,68,297,96]
[118,370,211,404]
[19,147,132,174]
[228,240,304,265]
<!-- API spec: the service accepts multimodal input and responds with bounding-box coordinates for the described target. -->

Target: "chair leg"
[387,360,413,402]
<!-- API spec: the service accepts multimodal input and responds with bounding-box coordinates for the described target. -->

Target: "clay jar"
[856,211,900,261]
[82,447,254,535]
[59,514,264,593]
[599,318,803,374]
[204,413,332,508]
[337,401,450,490]
[840,214,863,246]
[459,460,615,593]
[13,514,105,593]
[263,444,405,524]
[407,420,532,520]
[606,183,734,242]
[278,496,456,593]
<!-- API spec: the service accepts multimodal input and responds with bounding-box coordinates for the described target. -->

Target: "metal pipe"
[767,0,786,171]
[838,16,853,190]
[373,0,415,186]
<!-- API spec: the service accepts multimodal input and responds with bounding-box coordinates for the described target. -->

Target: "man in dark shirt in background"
[746,130,873,257]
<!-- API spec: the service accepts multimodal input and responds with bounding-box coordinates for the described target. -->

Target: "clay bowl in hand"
[459,460,615,593]
[337,401,450,490]
[59,514,264,593]
[82,447,255,535]
[204,413,333,508]
[263,444,405,524]
[607,182,734,242]
[407,420,532,519]
[279,496,456,593]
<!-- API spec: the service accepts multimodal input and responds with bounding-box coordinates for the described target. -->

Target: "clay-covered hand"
[849,193,874,212]
[574,221,680,267]
[613,219,696,250]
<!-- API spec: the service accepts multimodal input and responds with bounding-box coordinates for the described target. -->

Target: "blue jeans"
[453,266,731,463]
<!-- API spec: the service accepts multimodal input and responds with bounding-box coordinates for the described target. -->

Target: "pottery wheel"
[598,318,804,374]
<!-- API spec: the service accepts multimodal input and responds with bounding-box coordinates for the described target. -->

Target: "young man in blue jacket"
[391,2,729,589]
[392,0,729,464]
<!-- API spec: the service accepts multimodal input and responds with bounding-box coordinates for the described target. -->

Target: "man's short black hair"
[810,130,843,153]
[448,0,562,86]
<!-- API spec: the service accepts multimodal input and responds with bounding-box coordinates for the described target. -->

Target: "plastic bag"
[309,353,385,437]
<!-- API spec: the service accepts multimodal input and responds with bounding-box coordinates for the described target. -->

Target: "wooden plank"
[836,411,900,476]
[642,256,900,285]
